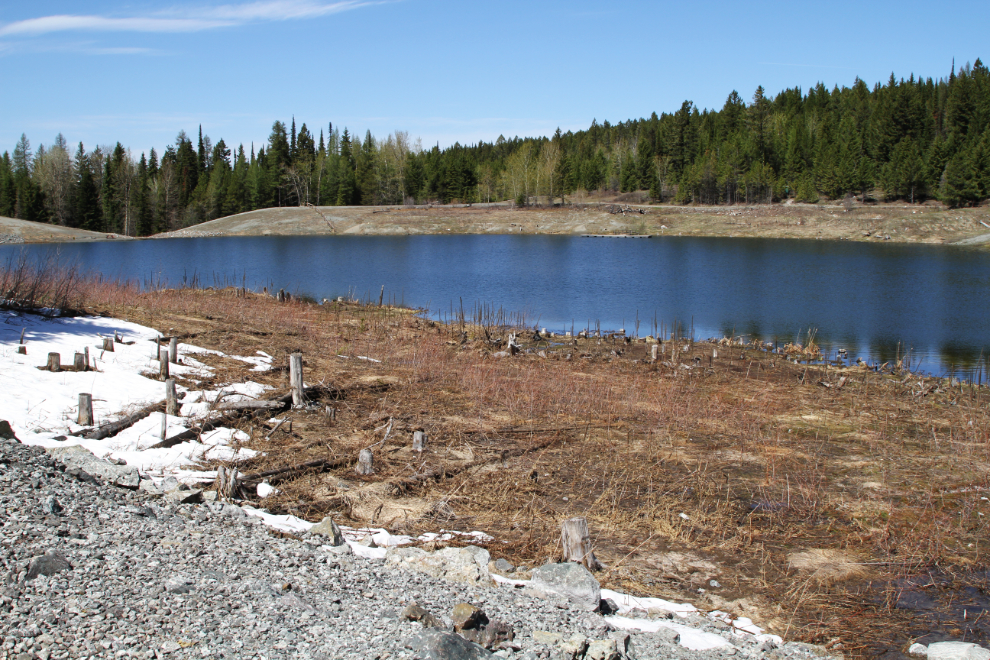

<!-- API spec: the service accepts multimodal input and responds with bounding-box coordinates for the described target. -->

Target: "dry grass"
[31,275,990,655]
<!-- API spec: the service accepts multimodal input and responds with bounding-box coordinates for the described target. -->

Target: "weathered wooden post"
[216,466,240,500]
[19,328,25,344]
[159,348,170,380]
[165,379,178,416]
[102,337,114,352]
[160,412,167,442]
[289,352,304,406]
[560,517,603,571]
[168,337,178,364]
[651,344,659,361]
[47,352,61,372]
[413,430,427,452]
[73,353,86,371]
[326,406,337,423]
[84,346,90,370]
[17,346,26,355]
[78,393,93,426]
[356,449,374,475]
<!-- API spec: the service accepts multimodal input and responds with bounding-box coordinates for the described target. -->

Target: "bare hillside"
[0,216,131,244]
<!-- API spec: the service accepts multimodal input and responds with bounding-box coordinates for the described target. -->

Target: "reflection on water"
[3,234,989,379]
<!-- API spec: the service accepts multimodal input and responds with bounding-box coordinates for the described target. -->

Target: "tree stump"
[168,337,178,364]
[78,393,94,426]
[73,353,86,371]
[355,449,374,475]
[159,349,170,380]
[650,344,659,361]
[413,430,427,452]
[17,345,26,355]
[560,517,603,571]
[84,346,90,370]
[102,337,114,352]
[215,466,240,501]
[326,406,337,423]
[289,352,304,406]
[165,379,178,416]
[47,352,61,372]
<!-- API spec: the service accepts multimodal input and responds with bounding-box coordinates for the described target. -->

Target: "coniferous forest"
[1,60,988,236]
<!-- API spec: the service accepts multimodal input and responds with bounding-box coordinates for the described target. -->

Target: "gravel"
[0,435,839,660]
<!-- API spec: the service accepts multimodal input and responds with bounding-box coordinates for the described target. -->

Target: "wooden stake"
[73,353,85,371]
[168,337,178,364]
[165,379,178,416]
[159,348,170,380]
[560,517,603,571]
[78,393,93,426]
[47,352,61,372]
[413,430,427,452]
[355,448,374,475]
[19,328,25,343]
[84,346,90,371]
[289,352,304,406]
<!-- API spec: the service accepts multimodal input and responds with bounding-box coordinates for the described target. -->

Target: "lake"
[4,234,990,379]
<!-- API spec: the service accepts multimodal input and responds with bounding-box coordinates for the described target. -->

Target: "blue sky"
[1,0,988,156]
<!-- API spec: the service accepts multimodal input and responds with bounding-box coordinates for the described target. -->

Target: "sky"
[1,0,988,156]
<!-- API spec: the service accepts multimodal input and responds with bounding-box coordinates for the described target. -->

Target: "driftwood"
[560,517,603,571]
[84,400,165,440]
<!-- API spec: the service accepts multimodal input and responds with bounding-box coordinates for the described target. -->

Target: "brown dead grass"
[67,279,990,655]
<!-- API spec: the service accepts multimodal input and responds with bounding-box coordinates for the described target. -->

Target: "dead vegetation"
[73,280,990,656]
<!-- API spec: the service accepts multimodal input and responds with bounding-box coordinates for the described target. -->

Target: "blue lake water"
[4,234,990,379]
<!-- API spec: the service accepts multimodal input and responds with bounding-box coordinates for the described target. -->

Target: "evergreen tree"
[336,129,356,206]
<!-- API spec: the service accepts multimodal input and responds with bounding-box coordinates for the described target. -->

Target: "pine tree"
[74,144,99,230]
[336,129,356,206]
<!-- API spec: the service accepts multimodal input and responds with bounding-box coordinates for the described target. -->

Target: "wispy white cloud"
[0,1,378,38]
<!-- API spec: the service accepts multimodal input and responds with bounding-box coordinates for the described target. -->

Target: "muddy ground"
[79,284,990,658]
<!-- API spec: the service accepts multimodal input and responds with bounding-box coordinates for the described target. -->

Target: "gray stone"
[26,551,71,581]
[530,562,601,612]
[493,558,513,573]
[586,639,619,660]
[402,602,444,629]
[45,445,140,489]
[405,629,497,659]
[138,479,163,495]
[452,603,487,631]
[0,420,18,441]
[41,495,62,515]
[310,516,345,545]
[387,546,492,585]
[165,488,202,504]
[928,642,990,660]
[165,575,195,594]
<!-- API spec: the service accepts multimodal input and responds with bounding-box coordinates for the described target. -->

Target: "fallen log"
[214,399,285,412]
[239,456,355,485]
[83,400,165,440]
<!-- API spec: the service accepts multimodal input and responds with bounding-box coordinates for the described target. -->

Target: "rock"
[139,478,163,495]
[530,562,601,611]
[41,495,62,515]
[45,445,140,489]
[586,639,619,660]
[647,606,673,619]
[559,633,588,657]
[358,534,379,548]
[386,546,492,585]
[162,475,180,492]
[908,643,928,656]
[532,631,563,646]
[310,516,346,546]
[928,642,990,660]
[461,619,514,650]
[165,575,194,594]
[26,551,71,581]
[405,629,496,659]
[609,632,630,656]
[452,603,487,631]
[0,419,19,441]
[324,543,354,556]
[402,602,444,629]
[493,558,513,573]
[165,488,202,504]
[599,598,619,615]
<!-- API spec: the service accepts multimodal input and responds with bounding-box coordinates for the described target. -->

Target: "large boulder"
[26,551,71,581]
[404,629,496,660]
[928,642,990,660]
[386,545,491,585]
[530,562,601,611]
[0,420,19,442]
[46,445,140,489]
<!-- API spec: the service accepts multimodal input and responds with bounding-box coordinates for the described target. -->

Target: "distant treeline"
[1,59,988,236]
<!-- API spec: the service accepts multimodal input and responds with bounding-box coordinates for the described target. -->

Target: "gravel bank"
[0,434,843,660]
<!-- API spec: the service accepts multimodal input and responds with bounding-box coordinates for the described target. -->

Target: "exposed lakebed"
[5,234,990,378]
